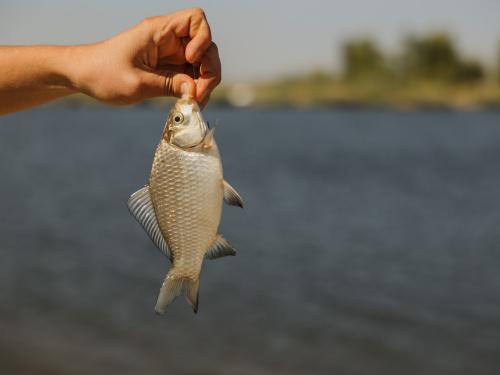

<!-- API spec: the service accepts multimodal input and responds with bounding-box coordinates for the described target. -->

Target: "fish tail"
[155,273,200,314]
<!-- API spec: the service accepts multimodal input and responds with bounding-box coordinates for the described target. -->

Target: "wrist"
[62,42,116,102]
[59,44,90,94]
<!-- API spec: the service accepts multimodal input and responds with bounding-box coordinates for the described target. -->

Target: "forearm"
[0,45,79,115]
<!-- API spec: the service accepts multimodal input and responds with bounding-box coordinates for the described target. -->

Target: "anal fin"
[205,233,236,260]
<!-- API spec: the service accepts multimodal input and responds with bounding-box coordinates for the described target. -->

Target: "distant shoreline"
[36,81,500,112]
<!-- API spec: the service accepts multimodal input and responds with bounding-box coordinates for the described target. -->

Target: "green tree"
[454,60,484,83]
[401,32,485,84]
[402,33,458,82]
[342,39,386,80]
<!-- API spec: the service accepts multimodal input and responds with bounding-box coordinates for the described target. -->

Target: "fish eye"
[172,113,184,124]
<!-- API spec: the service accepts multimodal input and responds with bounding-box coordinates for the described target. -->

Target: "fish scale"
[150,138,223,280]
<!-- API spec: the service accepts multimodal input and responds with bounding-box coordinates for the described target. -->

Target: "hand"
[69,8,221,109]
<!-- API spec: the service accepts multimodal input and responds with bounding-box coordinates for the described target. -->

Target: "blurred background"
[1,1,500,375]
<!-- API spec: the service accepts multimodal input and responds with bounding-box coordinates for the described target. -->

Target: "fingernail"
[180,82,189,98]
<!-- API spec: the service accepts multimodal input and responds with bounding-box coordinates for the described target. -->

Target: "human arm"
[0,8,221,116]
[0,45,77,115]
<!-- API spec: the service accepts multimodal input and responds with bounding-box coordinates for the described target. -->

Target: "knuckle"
[190,8,206,18]
[139,16,161,32]
[140,16,155,27]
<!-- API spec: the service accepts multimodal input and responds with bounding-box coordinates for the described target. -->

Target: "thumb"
[140,71,197,100]
[164,73,197,99]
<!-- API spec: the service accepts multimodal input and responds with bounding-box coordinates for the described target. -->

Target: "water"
[0,107,499,375]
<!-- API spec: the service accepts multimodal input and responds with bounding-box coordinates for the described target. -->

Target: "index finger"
[184,9,212,63]
[196,42,222,109]
[155,8,212,64]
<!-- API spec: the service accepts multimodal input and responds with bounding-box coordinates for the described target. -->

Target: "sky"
[1,0,500,83]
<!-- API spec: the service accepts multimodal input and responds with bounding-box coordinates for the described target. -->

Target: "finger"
[164,72,196,99]
[140,69,196,100]
[151,9,212,63]
[156,62,198,82]
[195,42,221,106]
[199,93,211,111]
[183,9,212,63]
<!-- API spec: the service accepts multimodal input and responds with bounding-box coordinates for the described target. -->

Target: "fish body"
[127,98,242,314]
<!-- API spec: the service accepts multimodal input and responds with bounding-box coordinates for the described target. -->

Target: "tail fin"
[155,274,200,314]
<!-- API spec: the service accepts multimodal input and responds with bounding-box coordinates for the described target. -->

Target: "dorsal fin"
[127,185,172,261]
[202,125,216,150]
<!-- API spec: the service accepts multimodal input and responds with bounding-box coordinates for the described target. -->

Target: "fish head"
[165,98,208,148]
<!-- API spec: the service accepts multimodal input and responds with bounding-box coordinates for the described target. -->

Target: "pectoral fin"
[205,233,236,260]
[127,185,172,261]
[223,180,243,208]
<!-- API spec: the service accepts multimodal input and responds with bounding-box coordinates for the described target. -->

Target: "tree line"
[212,32,500,108]
[342,33,499,85]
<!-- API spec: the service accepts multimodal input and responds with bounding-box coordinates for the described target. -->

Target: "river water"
[0,107,499,374]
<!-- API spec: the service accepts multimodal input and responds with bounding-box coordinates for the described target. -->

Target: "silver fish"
[127,97,243,314]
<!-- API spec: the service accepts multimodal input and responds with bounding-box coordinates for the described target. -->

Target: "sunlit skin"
[0,8,221,116]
